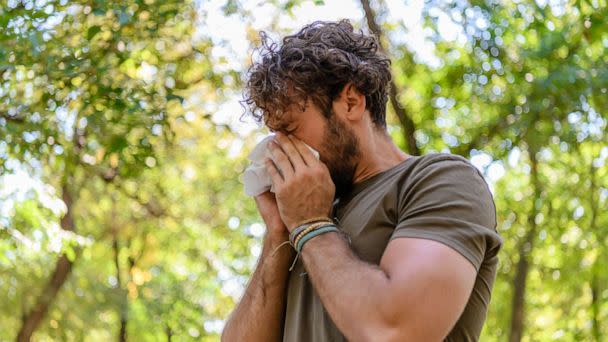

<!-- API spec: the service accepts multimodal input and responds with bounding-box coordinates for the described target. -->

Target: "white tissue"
[243,135,320,196]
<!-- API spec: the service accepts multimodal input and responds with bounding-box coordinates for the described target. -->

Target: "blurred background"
[0,0,606,341]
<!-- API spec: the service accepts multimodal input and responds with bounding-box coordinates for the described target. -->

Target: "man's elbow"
[345,318,398,342]
[359,319,443,342]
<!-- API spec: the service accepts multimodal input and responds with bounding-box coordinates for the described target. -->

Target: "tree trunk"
[113,235,128,342]
[591,268,601,342]
[508,150,540,342]
[509,234,532,342]
[359,0,420,155]
[16,184,75,342]
[588,166,602,342]
[166,324,173,342]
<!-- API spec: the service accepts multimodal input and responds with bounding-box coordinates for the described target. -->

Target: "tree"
[2,0,606,340]
[0,0,205,339]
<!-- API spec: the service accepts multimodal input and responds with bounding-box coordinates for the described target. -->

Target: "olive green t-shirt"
[282,153,503,342]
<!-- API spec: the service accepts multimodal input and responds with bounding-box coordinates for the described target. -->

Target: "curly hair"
[241,19,392,129]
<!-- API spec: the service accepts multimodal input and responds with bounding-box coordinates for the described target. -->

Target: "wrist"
[263,234,293,259]
[287,216,334,233]
[300,230,342,254]
[264,231,289,247]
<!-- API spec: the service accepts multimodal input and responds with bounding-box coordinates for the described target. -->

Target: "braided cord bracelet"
[296,225,340,253]
[289,217,333,243]
[271,221,333,260]
[287,223,339,271]
[270,219,343,272]
[292,221,332,248]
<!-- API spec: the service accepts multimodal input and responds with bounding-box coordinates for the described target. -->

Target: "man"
[222,20,502,342]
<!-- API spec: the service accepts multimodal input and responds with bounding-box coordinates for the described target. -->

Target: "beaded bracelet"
[296,225,340,253]
[290,224,313,245]
[289,217,333,243]
[286,223,340,271]
[272,220,335,262]
[291,221,333,246]
[291,216,332,230]
[292,221,332,248]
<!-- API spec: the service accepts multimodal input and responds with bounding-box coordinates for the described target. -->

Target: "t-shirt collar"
[335,156,416,204]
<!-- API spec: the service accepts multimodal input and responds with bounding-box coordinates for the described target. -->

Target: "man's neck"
[352,129,410,185]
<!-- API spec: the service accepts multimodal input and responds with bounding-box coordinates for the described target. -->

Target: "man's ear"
[339,82,366,121]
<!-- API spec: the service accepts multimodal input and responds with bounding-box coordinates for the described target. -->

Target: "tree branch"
[360,0,420,155]
[452,115,510,156]
[0,111,26,123]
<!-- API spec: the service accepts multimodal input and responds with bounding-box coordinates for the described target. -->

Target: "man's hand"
[254,192,289,243]
[265,133,335,231]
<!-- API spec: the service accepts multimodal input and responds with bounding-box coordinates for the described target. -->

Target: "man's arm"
[221,193,294,342]
[265,133,479,341]
[300,233,476,342]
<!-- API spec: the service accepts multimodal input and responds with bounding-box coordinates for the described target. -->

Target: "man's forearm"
[222,236,295,342]
[301,232,393,341]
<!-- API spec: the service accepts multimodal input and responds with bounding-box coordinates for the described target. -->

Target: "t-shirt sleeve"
[390,155,502,271]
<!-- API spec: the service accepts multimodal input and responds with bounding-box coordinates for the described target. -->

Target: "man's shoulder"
[394,152,494,221]
[390,152,481,185]
[411,152,475,171]
[351,152,485,207]
[410,153,489,185]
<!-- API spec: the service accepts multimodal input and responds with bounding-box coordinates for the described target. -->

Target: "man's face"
[269,100,361,198]
[319,110,360,198]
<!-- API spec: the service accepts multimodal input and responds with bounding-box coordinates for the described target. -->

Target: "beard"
[319,113,361,199]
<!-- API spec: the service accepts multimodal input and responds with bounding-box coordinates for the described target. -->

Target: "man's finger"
[265,158,285,186]
[268,140,295,178]
[288,135,318,166]
[254,190,276,205]
[275,133,306,169]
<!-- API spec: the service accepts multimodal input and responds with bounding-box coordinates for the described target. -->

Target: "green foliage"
[392,1,608,340]
[1,0,606,341]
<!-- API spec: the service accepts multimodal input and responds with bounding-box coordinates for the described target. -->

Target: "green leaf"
[166,94,184,104]
[87,26,102,40]
[64,247,76,262]
[110,135,128,152]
